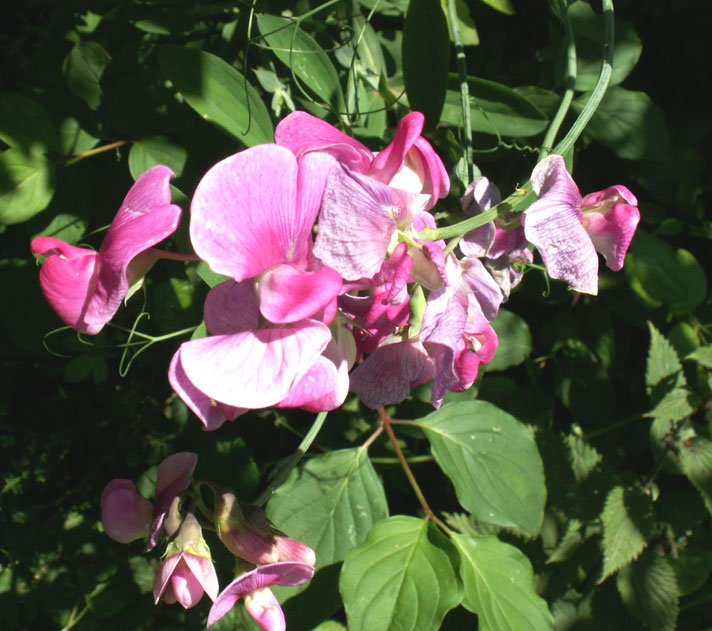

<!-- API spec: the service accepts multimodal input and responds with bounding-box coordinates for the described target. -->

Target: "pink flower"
[154,513,219,609]
[30,166,182,334]
[522,155,640,294]
[207,562,315,630]
[275,111,450,208]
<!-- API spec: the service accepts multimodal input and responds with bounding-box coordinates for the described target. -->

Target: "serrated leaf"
[680,436,712,518]
[453,534,554,631]
[617,550,679,631]
[686,346,712,369]
[257,14,345,112]
[266,448,388,570]
[546,518,583,564]
[600,486,655,581]
[0,148,55,225]
[487,309,532,371]
[566,434,602,482]
[157,45,273,147]
[418,401,546,536]
[63,41,111,110]
[646,322,684,391]
[340,516,462,631]
[128,136,187,180]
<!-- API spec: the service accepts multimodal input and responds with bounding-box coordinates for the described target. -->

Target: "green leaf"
[680,436,712,518]
[256,14,346,113]
[32,213,87,244]
[617,550,679,631]
[403,0,450,129]
[441,79,549,137]
[0,93,58,154]
[128,136,187,180]
[453,534,554,631]
[0,148,55,225]
[195,260,229,288]
[266,448,389,570]
[628,230,707,316]
[479,0,515,15]
[418,401,546,536]
[686,346,712,369]
[440,0,479,46]
[574,86,670,160]
[340,516,462,631]
[487,309,532,371]
[157,45,274,147]
[63,41,111,110]
[600,486,655,581]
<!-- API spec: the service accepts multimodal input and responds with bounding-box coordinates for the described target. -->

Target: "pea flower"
[522,155,640,294]
[154,512,219,610]
[30,166,182,334]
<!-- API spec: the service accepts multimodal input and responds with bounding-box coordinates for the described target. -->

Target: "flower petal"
[369,112,424,184]
[153,554,182,604]
[204,281,260,335]
[100,479,153,543]
[244,588,285,631]
[183,553,220,602]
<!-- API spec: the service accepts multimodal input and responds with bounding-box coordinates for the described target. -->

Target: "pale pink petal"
[272,534,317,566]
[204,281,260,335]
[156,452,198,498]
[259,264,342,324]
[207,562,314,627]
[412,135,450,204]
[100,479,153,543]
[523,155,598,295]
[459,177,502,258]
[369,112,425,184]
[169,560,206,609]
[168,349,246,431]
[244,588,286,631]
[461,257,502,322]
[191,145,311,281]
[183,553,219,602]
[154,554,182,604]
[275,111,373,173]
[179,321,331,409]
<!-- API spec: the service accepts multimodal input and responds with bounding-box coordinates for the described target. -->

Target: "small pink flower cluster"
[101,453,315,630]
[31,112,640,423]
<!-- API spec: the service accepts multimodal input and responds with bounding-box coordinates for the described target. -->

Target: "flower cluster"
[31,112,640,424]
[101,453,315,630]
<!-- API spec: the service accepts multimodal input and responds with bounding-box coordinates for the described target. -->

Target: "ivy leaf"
[453,534,554,631]
[600,486,655,581]
[418,401,546,537]
[266,448,389,570]
[617,550,679,631]
[340,516,462,631]
[680,435,712,518]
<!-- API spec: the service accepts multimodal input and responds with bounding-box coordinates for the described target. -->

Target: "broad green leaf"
[257,14,346,113]
[418,401,546,536]
[453,534,554,631]
[617,550,679,631]
[32,213,87,244]
[403,0,449,129]
[340,516,462,631]
[0,93,58,154]
[574,86,670,161]
[628,230,707,316]
[63,41,111,110]
[686,346,712,369]
[128,136,187,180]
[58,115,99,156]
[441,79,548,137]
[266,448,389,569]
[487,309,532,371]
[441,0,479,46]
[0,148,55,225]
[600,486,655,581]
[479,0,515,15]
[680,436,712,517]
[195,261,230,288]
[157,45,273,147]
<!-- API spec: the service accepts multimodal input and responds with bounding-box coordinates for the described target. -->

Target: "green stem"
[255,411,329,506]
[446,0,473,183]
[583,413,643,440]
[539,0,577,161]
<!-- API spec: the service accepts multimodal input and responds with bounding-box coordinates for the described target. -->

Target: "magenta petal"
[100,479,153,543]
[168,349,246,431]
[276,355,341,411]
[275,111,373,173]
[179,321,331,409]
[523,155,598,295]
[461,257,502,322]
[191,145,308,281]
[169,561,206,609]
[259,264,343,324]
[412,136,450,204]
[370,112,424,184]
[204,281,260,335]
[244,588,285,631]
[207,562,315,627]
[156,452,198,499]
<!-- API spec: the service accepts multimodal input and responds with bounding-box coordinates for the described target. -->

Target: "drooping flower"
[522,155,640,294]
[207,562,315,630]
[30,166,182,334]
[154,513,219,610]
[275,111,450,208]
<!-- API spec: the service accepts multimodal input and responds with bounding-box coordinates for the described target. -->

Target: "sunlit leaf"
[0,93,58,154]
[63,41,111,110]
[0,148,55,225]
[128,136,187,180]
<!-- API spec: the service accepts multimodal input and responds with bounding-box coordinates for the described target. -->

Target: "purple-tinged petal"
[244,588,285,631]
[488,225,528,260]
[182,553,219,602]
[100,479,153,543]
[370,112,425,184]
[461,257,502,322]
[412,136,450,205]
[523,155,598,295]
[207,562,315,627]
[204,281,260,335]
[168,349,246,431]
[179,321,331,409]
[275,111,373,173]
[382,242,413,305]
[462,176,501,216]
[191,145,312,281]
[156,452,198,499]
[276,355,341,411]
[259,264,343,324]
[272,534,317,566]
[154,554,182,604]
[581,186,640,272]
